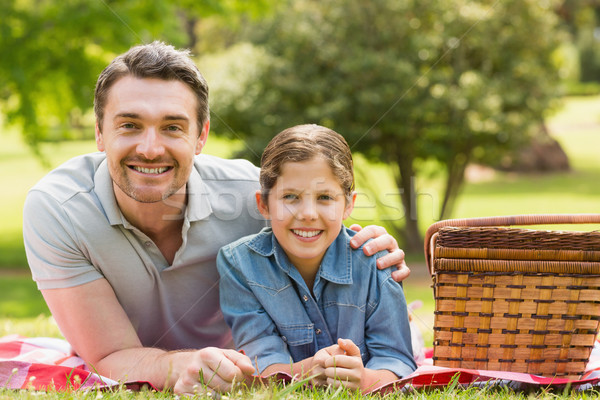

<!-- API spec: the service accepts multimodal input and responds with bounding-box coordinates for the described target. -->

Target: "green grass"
[0,374,598,399]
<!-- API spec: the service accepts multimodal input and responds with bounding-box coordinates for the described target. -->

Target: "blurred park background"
[1,0,600,343]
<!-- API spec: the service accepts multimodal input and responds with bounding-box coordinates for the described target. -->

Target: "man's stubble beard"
[114,166,184,204]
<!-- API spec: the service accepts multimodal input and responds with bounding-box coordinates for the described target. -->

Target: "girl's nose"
[296,199,318,220]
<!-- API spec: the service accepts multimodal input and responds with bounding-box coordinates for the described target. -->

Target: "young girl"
[217,124,416,392]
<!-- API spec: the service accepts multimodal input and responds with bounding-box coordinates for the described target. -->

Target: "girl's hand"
[323,338,364,390]
[310,344,344,386]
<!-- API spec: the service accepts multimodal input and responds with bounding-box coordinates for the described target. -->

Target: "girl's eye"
[318,194,333,201]
[283,194,298,200]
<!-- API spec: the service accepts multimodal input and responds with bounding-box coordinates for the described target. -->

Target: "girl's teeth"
[293,229,321,238]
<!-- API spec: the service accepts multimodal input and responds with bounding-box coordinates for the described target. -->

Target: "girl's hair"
[260,124,354,203]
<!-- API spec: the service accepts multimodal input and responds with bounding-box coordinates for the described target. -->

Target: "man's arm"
[41,278,254,393]
[348,224,410,282]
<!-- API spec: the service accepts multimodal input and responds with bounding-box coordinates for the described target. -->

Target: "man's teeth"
[292,229,322,238]
[133,166,168,174]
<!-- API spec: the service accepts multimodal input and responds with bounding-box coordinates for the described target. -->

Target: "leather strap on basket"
[424,214,600,276]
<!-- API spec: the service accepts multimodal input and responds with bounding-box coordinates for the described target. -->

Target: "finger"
[200,350,244,389]
[374,247,405,269]
[174,365,230,394]
[337,338,361,357]
[223,349,256,375]
[324,355,361,369]
[325,367,362,385]
[324,344,344,356]
[391,263,411,282]
[349,224,362,232]
[349,225,387,249]
[364,235,399,258]
[308,365,326,383]
[174,378,215,396]
[327,376,360,390]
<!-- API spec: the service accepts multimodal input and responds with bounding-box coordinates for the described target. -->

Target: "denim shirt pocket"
[278,323,314,362]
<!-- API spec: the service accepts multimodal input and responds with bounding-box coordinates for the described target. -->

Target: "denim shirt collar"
[246,226,354,285]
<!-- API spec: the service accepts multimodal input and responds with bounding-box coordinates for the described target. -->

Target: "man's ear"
[255,190,270,219]
[95,122,105,152]
[343,192,357,220]
[195,120,210,155]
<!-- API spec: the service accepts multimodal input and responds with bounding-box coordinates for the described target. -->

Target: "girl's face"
[256,156,356,272]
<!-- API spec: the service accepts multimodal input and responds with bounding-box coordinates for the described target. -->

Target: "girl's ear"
[255,190,270,219]
[343,191,357,220]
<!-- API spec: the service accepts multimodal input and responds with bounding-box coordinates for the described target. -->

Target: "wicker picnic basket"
[424,214,600,379]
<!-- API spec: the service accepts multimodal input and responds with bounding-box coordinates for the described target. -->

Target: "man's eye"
[122,123,136,129]
[166,125,181,132]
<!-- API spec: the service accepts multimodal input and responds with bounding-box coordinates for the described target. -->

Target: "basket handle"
[423,213,600,275]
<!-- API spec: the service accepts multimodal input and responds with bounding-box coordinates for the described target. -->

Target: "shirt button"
[315,329,322,335]
[303,295,309,302]
[281,336,287,342]
[144,241,152,247]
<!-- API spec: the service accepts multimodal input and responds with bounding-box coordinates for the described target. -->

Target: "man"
[23,41,410,394]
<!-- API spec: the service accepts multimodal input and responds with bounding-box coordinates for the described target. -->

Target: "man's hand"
[323,339,364,390]
[349,224,410,282]
[173,348,255,394]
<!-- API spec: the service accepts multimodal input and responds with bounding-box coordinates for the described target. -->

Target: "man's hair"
[260,124,355,204]
[94,41,209,133]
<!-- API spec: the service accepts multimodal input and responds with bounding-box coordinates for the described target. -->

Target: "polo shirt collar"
[185,165,213,221]
[95,159,124,226]
[94,159,213,226]
[247,226,353,285]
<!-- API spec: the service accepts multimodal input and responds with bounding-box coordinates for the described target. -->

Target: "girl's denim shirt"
[217,226,416,378]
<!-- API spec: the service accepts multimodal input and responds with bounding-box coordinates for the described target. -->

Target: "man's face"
[95,76,208,203]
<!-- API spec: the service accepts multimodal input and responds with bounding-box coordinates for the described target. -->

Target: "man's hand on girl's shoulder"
[348,224,411,282]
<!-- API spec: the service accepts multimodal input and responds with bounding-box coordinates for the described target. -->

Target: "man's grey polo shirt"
[23,152,266,350]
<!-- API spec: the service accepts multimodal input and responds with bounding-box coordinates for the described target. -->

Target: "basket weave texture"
[424,215,600,379]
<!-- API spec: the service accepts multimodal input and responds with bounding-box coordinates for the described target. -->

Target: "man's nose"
[136,128,165,160]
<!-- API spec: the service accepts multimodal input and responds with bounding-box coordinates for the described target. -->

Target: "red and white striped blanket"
[2,334,600,393]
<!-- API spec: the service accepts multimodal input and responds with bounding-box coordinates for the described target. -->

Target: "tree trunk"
[393,153,423,254]
[439,153,469,220]
[184,15,198,50]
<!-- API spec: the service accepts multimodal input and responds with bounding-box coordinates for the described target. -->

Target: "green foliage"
[0,0,273,160]
[209,0,565,250]
[559,0,600,82]
[0,0,183,154]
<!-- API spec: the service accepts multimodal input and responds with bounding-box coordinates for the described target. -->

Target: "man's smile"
[129,165,172,174]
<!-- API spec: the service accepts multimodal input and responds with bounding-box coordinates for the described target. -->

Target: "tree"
[210,0,564,252]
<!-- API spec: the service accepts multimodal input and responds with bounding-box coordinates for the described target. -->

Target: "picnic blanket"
[3,334,600,393]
